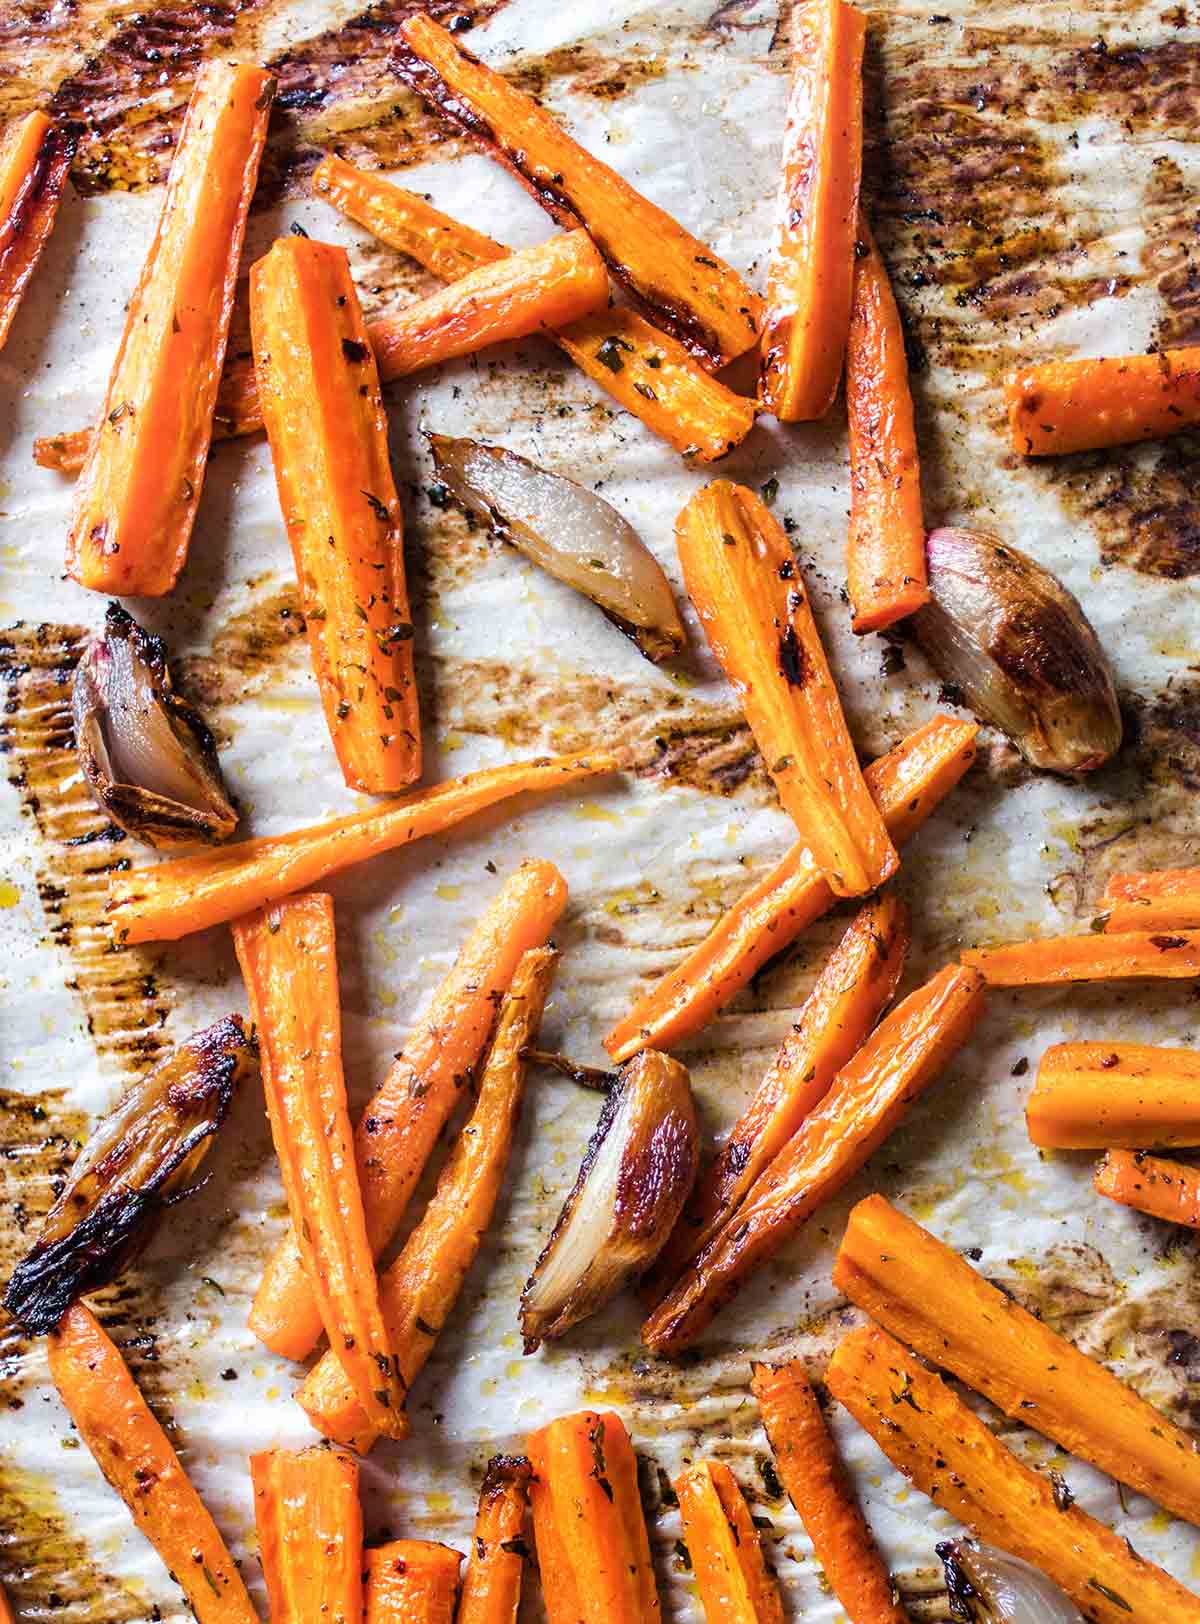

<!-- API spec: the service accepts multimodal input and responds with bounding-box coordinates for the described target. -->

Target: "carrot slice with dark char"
[456,1455,533,1624]
[0,112,78,350]
[1095,1150,1200,1229]
[674,1460,784,1624]
[962,929,1200,985]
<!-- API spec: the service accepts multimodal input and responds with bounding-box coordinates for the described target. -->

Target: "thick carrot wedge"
[605,715,976,1061]
[65,63,274,596]
[396,14,762,370]
[107,753,608,946]
[1102,867,1200,933]
[253,860,565,1360]
[527,1411,660,1624]
[828,1326,1200,1624]
[365,1542,462,1624]
[0,112,77,350]
[1028,1042,1200,1150]
[1095,1150,1200,1229]
[251,1447,362,1624]
[962,930,1200,985]
[47,1304,256,1624]
[1007,348,1200,457]
[233,894,404,1435]
[642,963,985,1352]
[251,237,420,794]
[677,481,897,897]
[298,945,556,1450]
[760,0,865,420]
[456,1455,533,1624]
[833,1193,1200,1526]
[675,1460,784,1624]
[750,1362,904,1624]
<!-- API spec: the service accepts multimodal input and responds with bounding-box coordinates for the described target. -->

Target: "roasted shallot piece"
[938,1541,1083,1624]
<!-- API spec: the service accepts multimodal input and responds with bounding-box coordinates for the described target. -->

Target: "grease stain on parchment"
[0,1460,144,1624]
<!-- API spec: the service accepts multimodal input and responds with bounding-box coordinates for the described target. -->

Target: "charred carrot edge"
[676,480,898,898]
[65,63,274,597]
[365,1541,462,1624]
[1095,1150,1200,1229]
[1007,348,1200,457]
[962,929,1200,985]
[107,754,608,947]
[297,945,557,1450]
[47,1304,256,1624]
[760,0,865,420]
[1027,1041,1200,1150]
[833,1193,1200,1527]
[233,894,405,1434]
[828,1326,1200,1624]
[456,1456,533,1624]
[252,861,566,1361]
[0,112,78,350]
[641,963,985,1353]
[674,1461,784,1624]
[527,1411,660,1624]
[605,714,977,1061]
[251,1447,363,1624]
[395,14,762,370]
[251,237,421,794]
[750,1362,904,1624]
[1102,867,1200,934]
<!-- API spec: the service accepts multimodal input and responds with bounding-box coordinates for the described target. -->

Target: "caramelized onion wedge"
[73,603,238,848]
[519,1048,698,1350]
[912,528,1121,774]
[427,432,686,662]
[4,1016,256,1333]
[938,1541,1083,1623]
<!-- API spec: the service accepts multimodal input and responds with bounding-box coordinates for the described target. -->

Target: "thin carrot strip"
[674,1460,784,1624]
[251,1447,362,1624]
[1102,867,1200,933]
[760,0,865,420]
[1027,1042,1200,1150]
[251,236,420,794]
[65,63,274,597]
[641,963,985,1352]
[1095,1150,1200,1229]
[47,1303,256,1624]
[252,860,566,1361]
[827,1326,1200,1624]
[750,1362,905,1624]
[365,1541,462,1624]
[297,945,556,1450]
[395,14,762,370]
[106,753,609,946]
[0,1580,11,1624]
[676,480,897,897]
[962,929,1200,985]
[1007,348,1200,457]
[0,112,77,350]
[456,1455,533,1624]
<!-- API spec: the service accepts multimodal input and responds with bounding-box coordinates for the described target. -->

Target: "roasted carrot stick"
[298,946,556,1450]
[833,1193,1200,1526]
[252,860,565,1360]
[251,237,420,794]
[1102,867,1200,933]
[1027,1042,1200,1150]
[251,1447,363,1624]
[1007,348,1200,457]
[962,929,1200,985]
[456,1455,533,1624]
[527,1411,661,1624]
[750,1362,904,1624]
[0,112,77,351]
[0,1579,11,1624]
[677,481,897,898]
[760,0,865,421]
[1095,1150,1200,1229]
[233,894,405,1434]
[107,753,608,946]
[642,963,985,1352]
[65,63,274,597]
[674,1460,784,1624]
[365,1541,462,1624]
[828,1326,1200,1624]
[396,14,762,371]
[605,715,977,1060]
[47,1303,256,1624]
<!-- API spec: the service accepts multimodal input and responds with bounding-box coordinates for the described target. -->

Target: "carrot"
[962,929,1200,985]
[1095,1150,1200,1229]
[605,714,977,1060]
[833,1193,1200,1527]
[233,893,405,1434]
[251,1447,363,1624]
[0,112,77,351]
[827,1325,1200,1624]
[252,860,565,1360]
[750,1362,904,1624]
[527,1411,660,1624]
[0,1580,11,1624]
[1027,1042,1200,1150]
[106,753,609,946]
[312,156,757,463]
[297,945,556,1450]
[456,1455,533,1624]
[251,237,420,795]
[641,963,985,1352]
[365,1541,462,1624]
[674,1460,784,1624]
[47,1303,256,1624]
[395,15,762,371]
[677,481,897,898]
[760,0,865,421]
[65,63,274,597]
[1007,348,1200,457]
[1101,867,1200,933]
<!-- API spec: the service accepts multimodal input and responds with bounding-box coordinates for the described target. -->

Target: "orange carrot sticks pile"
[1095,1150,1200,1229]
[364,1542,462,1624]
[0,112,77,351]
[1007,348,1200,457]
[1101,867,1200,933]
[456,1456,533,1624]
[962,929,1200,985]
[251,1447,363,1624]
[1027,1041,1200,1150]
[675,1460,784,1624]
